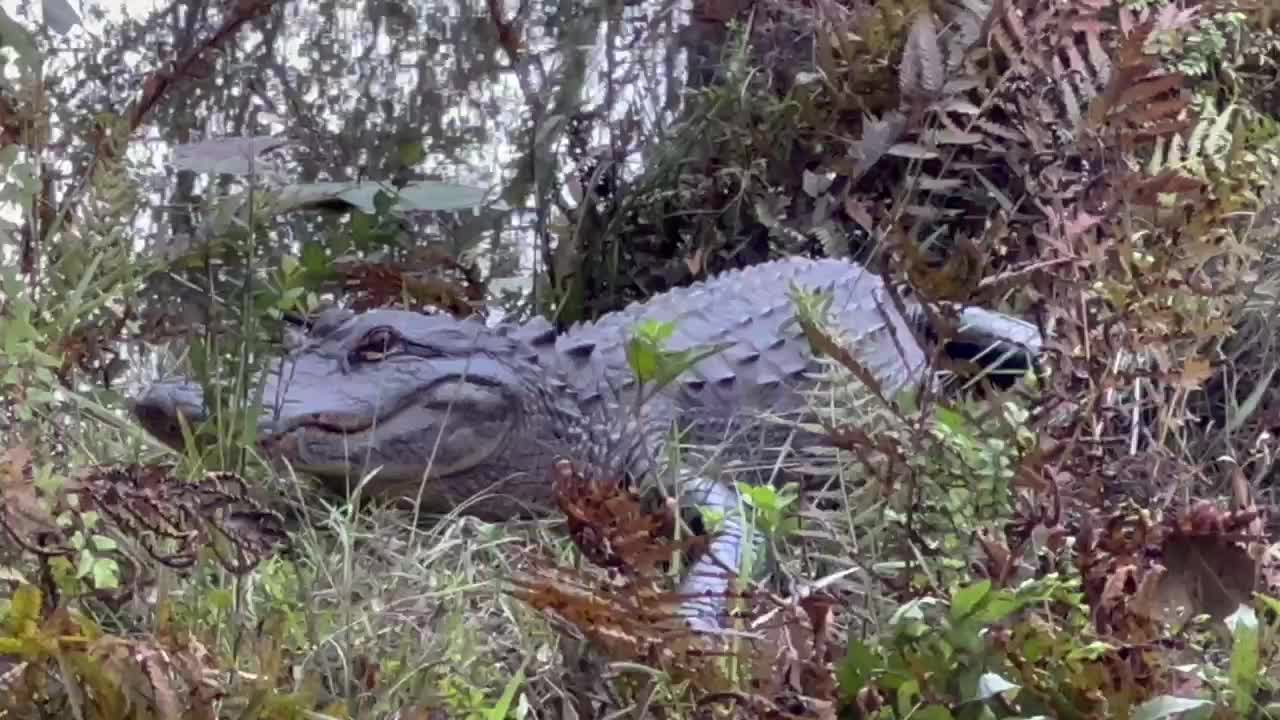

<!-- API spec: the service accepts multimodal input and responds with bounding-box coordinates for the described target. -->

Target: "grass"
[239,469,573,716]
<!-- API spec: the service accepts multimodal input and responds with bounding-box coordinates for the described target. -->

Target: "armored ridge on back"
[131,256,1043,628]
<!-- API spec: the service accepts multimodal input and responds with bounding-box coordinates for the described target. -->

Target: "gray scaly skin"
[131,257,1042,630]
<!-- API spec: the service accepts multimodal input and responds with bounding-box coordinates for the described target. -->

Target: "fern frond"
[901,11,945,102]
[1152,101,1239,177]
[852,111,908,180]
[1204,104,1237,169]
[812,225,849,258]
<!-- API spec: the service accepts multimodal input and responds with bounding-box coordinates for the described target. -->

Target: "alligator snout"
[130,380,209,450]
[256,425,297,458]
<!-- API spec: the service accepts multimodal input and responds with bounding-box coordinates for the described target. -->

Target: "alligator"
[131,256,1043,630]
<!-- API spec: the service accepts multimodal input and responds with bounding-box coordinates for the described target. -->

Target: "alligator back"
[501,257,929,424]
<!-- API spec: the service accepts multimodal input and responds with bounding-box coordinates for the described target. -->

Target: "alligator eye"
[350,327,400,363]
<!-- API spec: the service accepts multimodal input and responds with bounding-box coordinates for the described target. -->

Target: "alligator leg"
[673,474,753,634]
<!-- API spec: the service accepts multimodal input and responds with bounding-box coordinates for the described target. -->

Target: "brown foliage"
[838,0,1268,514]
[0,449,289,599]
[332,247,488,316]
[509,460,843,717]
[0,587,225,720]
[1076,498,1269,640]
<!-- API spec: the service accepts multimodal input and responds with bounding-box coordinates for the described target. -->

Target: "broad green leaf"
[275,180,494,214]
[1066,640,1113,661]
[485,663,527,720]
[889,597,934,627]
[0,9,41,73]
[172,135,290,175]
[896,678,921,717]
[632,319,677,344]
[950,579,992,621]
[91,559,120,590]
[977,593,1022,624]
[1227,604,1259,715]
[1133,696,1215,720]
[398,141,426,166]
[887,142,939,159]
[914,706,954,720]
[972,672,1019,702]
[5,584,42,633]
[934,405,969,435]
[208,588,235,612]
[625,336,660,381]
[76,548,95,578]
[837,639,880,699]
[41,0,81,35]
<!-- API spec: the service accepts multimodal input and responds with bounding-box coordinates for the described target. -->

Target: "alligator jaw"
[129,379,211,450]
[256,378,519,489]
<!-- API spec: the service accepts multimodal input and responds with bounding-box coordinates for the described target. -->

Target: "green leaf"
[1067,640,1114,662]
[76,549,95,579]
[41,0,81,35]
[398,141,426,167]
[698,507,724,532]
[484,662,527,720]
[172,135,289,175]
[971,672,1019,702]
[632,319,677,345]
[896,678,921,717]
[950,579,992,621]
[275,180,494,214]
[0,9,41,73]
[1132,696,1215,720]
[976,592,1022,624]
[5,584,42,634]
[741,484,782,511]
[1255,593,1280,619]
[914,706,954,720]
[625,336,660,382]
[91,559,120,590]
[624,319,732,394]
[1227,604,1259,715]
[837,639,881,700]
[934,405,967,433]
[300,241,332,278]
[889,597,938,628]
[2,314,38,354]
[208,588,235,612]
[372,188,397,215]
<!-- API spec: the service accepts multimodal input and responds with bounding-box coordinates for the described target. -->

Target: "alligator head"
[131,309,592,518]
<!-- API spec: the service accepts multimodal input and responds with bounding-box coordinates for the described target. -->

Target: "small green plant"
[625,318,732,404]
[838,575,1108,717]
[735,481,802,539]
[435,664,528,720]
